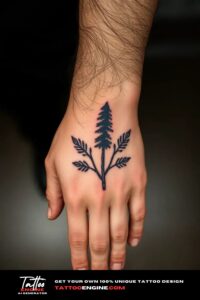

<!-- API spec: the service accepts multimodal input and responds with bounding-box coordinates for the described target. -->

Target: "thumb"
[45,159,64,220]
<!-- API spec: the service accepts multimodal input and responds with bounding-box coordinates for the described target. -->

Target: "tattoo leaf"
[71,136,88,156]
[117,129,131,152]
[115,157,131,168]
[72,160,90,172]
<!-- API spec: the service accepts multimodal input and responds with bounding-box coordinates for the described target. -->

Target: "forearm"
[71,0,158,105]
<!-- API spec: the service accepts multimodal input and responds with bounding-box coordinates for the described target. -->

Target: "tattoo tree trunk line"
[71,102,131,190]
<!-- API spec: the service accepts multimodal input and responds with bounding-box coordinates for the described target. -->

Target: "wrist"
[69,77,141,110]
[63,79,141,139]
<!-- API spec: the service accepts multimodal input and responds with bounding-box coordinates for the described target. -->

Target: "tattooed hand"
[45,0,157,270]
[45,88,147,270]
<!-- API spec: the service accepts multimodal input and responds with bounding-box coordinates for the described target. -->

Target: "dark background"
[0,0,200,269]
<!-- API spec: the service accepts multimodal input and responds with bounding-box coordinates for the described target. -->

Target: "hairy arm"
[72,0,158,103]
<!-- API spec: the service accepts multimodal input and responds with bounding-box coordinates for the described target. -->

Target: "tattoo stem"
[88,148,102,180]
[105,144,117,175]
[101,148,106,190]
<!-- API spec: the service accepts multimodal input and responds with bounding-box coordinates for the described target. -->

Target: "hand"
[45,86,147,270]
[44,0,157,270]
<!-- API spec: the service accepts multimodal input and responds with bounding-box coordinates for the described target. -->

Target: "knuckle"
[67,196,82,211]
[111,251,126,262]
[115,192,127,205]
[91,241,108,255]
[134,206,146,221]
[96,190,107,206]
[112,229,127,243]
[45,189,55,202]
[45,188,61,204]
[68,200,79,211]
[133,170,147,190]
[67,182,81,203]
[90,198,107,214]
[114,180,125,194]
[131,229,143,238]
[70,235,87,250]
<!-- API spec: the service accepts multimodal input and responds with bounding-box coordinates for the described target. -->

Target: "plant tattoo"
[71,102,131,190]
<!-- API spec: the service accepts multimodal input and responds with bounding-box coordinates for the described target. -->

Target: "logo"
[18,276,47,295]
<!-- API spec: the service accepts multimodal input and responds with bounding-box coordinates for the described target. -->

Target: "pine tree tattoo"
[71,102,131,190]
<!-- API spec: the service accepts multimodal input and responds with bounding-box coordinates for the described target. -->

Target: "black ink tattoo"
[72,102,131,190]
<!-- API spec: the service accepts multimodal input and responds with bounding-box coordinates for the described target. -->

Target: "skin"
[45,0,158,270]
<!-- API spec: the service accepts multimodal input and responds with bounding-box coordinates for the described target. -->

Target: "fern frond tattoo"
[72,102,131,190]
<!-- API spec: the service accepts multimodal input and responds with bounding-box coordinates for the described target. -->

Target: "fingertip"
[128,238,140,247]
[47,202,64,220]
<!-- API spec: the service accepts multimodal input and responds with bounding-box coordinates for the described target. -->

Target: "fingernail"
[77,268,87,270]
[111,263,123,270]
[48,207,52,219]
[130,239,139,247]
